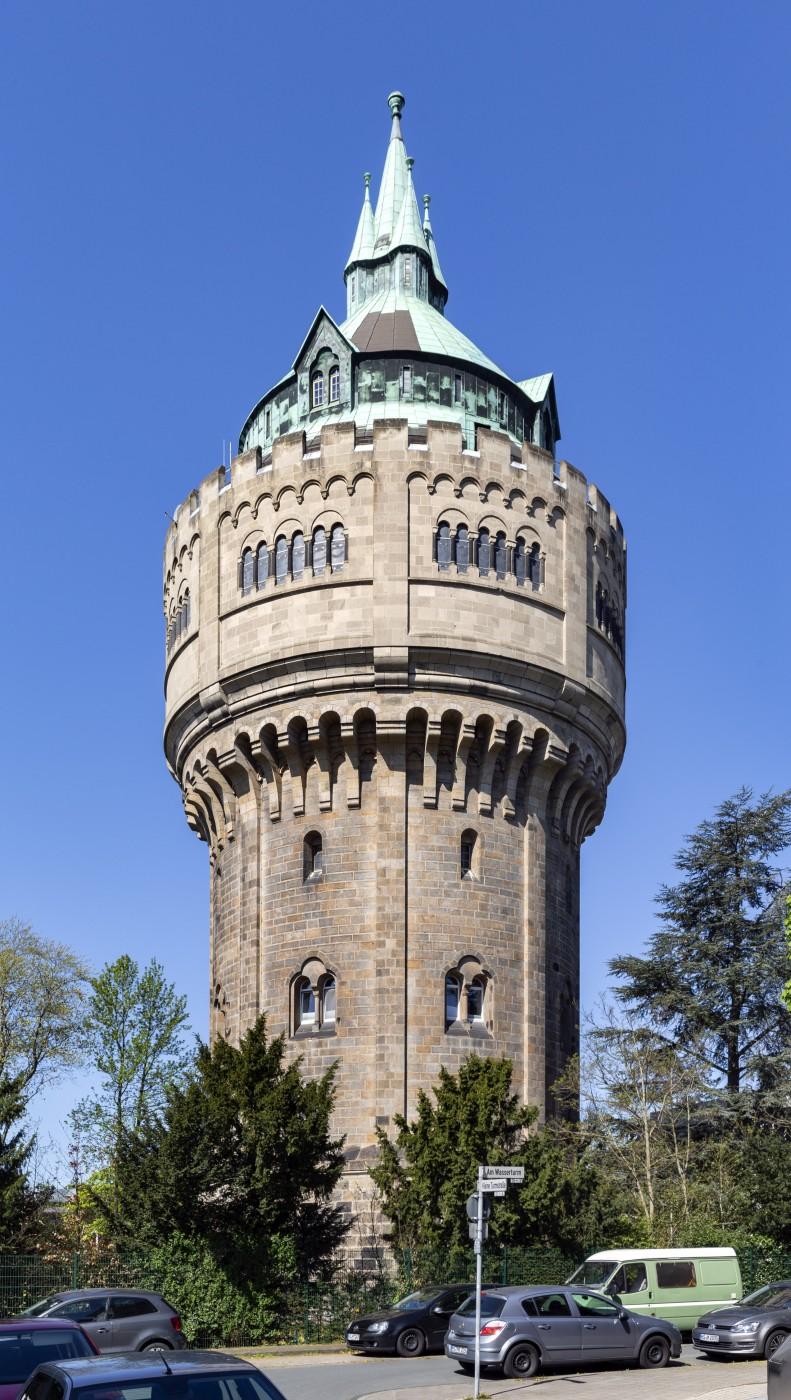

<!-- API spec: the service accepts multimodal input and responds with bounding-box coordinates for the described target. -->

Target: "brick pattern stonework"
[163,418,626,1178]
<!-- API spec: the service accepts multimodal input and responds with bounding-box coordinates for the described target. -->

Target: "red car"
[0,1320,97,1400]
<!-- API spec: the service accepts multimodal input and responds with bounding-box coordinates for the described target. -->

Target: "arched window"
[460,828,479,879]
[467,975,486,1024]
[528,542,542,590]
[256,542,268,590]
[321,975,336,1026]
[436,521,452,571]
[313,525,327,575]
[328,365,340,404]
[303,831,323,881]
[330,524,346,571]
[514,537,527,586]
[292,531,305,580]
[445,972,461,1029]
[275,535,288,585]
[241,547,254,595]
[295,977,316,1029]
[311,370,325,408]
[455,524,469,572]
[494,531,507,579]
[477,528,491,576]
[182,592,190,630]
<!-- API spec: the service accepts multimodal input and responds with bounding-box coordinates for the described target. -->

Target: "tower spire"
[345,172,375,271]
[372,91,409,252]
[390,155,429,256]
[422,193,448,297]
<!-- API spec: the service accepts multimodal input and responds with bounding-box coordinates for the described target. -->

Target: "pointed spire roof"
[390,157,429,255]
[372,92,409,253]
[345,173,375,270]
[422,194,447,294]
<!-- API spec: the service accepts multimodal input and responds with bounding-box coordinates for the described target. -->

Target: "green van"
[566,1249,742,1331]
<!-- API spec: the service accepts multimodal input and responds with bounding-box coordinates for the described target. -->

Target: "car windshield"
[75,1375,286,1400]
[0,1328,94,1380]
[457,1294,506,1319]
[742,1285,791,1311]
[19,1298,60,1318]
[392,1290,442,1311]
[566,1261,617,1289]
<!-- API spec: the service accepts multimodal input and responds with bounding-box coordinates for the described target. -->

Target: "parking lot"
[255,1345,769,1400]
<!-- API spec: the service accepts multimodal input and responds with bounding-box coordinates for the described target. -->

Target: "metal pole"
[474,1166,483,1400]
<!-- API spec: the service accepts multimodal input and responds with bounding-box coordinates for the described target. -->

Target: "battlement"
[164,417,626,568]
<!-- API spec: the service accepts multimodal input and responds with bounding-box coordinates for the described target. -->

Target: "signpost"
[469,1166,525,1399]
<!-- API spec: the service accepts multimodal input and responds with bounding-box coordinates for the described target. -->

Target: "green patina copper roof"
[340,287,506,377]
[389,157,429,256]
[345,173,375,271]
[422,194,447,293]
[372,93,410,254]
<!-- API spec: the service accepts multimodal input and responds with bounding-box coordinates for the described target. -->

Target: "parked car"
[693,1280,791,1360]
[345,1284,488,1356]
[17,1352,287,1400]
[0,1320,97,1400]
[566,1247,741,1330]
[19,1293,185,1353]
[444,1284,682,1379]
[768,1331,791,1396]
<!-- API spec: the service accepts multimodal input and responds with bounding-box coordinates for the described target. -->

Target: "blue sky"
[1,0,789,1175]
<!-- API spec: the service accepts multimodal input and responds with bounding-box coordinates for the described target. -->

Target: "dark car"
[20,1293,185,1354]
[17,1352,287,1400]
[0,1320,97,1400]
[444,1284,682,1378]
[768,1331,791,1396]
[346,1284,487,1356]
[693,1280,791,1360]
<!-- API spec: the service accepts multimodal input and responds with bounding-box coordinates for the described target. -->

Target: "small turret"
[345,173,375,270]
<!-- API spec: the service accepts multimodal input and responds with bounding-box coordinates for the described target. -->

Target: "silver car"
[444,1284,682,1379]
[21,1291,186,1353]
[693,1280,791,1360]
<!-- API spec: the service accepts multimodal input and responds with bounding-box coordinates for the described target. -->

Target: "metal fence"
[3,1244,790,1347]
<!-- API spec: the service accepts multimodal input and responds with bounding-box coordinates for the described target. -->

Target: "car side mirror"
[610,1294,622,1306]
[432,1306,450,1316]
[618,1307,629,1321]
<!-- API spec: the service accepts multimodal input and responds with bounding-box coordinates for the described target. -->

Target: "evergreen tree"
[105,1015,347,1285]
[371,1054,621,1256]
[0,1077,51,1249]
[610,787,791,1093]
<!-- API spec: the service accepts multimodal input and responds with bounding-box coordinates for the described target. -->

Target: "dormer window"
[311,371,325,408]
[329,365,340,404]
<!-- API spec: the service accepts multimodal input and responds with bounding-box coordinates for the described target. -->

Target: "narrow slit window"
[453,373,462,404]
[436,521,452,571]
[401,365,413,397]
[322,975,336,1026]
[514,537,527,586]
[292,531,305,580]
[460,828,478,878]
[529,542,542,589]
[256,542,268,590]
[330,524,346,571]
[445,973,461,1029]
[242,548,254,595]
[297,980,316,1029]
[313,525,327,575]
[467,977,485,1023]
[275,536,288,585]
[455,524,469,572]
[311,371,325,408]
[303,831,323,880]
[494,531,507,579]
[477,528,491,576]
[329,365,340,404]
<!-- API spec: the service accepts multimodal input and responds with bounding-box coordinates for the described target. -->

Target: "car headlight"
[733,1321,760,1334]
[367,1321,389,1333]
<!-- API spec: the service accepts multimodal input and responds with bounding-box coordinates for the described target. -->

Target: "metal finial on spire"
[388,91,405,117]
[422,193,431,226]
[364,172,371,190]
[406,157,414,171]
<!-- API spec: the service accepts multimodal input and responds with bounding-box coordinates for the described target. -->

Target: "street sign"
[480,1165,525,1181]
[479,1180,507,1193]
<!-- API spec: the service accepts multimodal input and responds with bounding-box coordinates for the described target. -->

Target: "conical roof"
[345,173,375,270]
[422,194,447,293]
[389,157,429,255]
[372,92,409,253]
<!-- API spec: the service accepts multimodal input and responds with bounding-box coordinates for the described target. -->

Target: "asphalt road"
[254,1345,769,1400]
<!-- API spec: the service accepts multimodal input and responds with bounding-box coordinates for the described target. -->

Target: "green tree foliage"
[371,1054,621,1258]
[76,954,190,1166]
[106,1015,347,1286]
[782,895,791,1013]
[0,1079,51,1249]
[0,917,88,1097]
[610,787,791,1093]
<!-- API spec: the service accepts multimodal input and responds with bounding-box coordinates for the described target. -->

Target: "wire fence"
[3,1244,790,1347]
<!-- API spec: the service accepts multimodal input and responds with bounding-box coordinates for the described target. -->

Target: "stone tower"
[163,93,626,1182]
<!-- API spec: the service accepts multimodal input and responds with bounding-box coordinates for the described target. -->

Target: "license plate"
[347,1334,360,1342]
[448,1345,467,1355]
[699,1333,720,1343]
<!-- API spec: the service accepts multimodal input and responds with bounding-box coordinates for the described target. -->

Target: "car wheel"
[765,1330,789,1360]
[638,1335,670,1369]
[141,1341,173,1352]
[503,1343,539,1379]
[395,1327,426,1357]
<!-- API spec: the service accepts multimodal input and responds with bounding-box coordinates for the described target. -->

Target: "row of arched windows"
[166,592,190,653]
[291,962,489,1037]
[240,524,347,595]
[311,364,341,409]
[435,523,543,588]
[595,582,624,658]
